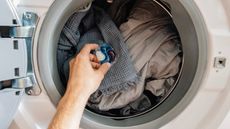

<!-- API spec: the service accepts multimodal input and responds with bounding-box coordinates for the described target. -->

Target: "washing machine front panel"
[1,0,230,129]
[37,0,230,129]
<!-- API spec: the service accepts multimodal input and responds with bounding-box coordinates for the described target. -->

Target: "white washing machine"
[0,0,230,129]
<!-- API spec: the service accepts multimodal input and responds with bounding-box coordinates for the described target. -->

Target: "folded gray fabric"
[120,94,152,116]
[88,0,182,111]
[57,5,139,95]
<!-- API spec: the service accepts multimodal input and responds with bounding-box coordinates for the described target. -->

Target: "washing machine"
[0,0,230,129]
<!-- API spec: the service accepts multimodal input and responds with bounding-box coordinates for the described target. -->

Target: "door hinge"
[0,12,39,94]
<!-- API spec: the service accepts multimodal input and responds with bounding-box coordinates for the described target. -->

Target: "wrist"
[65,82,91,100]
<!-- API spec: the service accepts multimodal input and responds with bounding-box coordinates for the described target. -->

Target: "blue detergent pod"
[93,43,116,64]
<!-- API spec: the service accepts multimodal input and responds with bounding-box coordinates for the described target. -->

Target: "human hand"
[66,44,111,96]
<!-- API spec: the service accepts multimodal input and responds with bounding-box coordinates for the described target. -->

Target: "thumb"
[98,63,111,75]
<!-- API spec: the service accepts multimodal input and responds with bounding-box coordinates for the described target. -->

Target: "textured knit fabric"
[87,0,182,112]
[57,5,139,95]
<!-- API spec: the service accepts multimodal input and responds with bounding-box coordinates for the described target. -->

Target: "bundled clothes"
[87,0,181,114]
[57,5,139,95]
[57,0,182,116]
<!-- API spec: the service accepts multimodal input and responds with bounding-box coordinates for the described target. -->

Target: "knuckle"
[78,54,86,60]
[85,44,91,48]
[77,54,83,59]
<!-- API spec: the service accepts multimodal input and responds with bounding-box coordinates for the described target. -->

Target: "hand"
[49,44,110,129]
[66,44,111,96]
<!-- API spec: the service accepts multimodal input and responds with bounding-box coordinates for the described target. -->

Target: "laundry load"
[57,0,182,116]
[87,0,181,115]
[57,5,139,95]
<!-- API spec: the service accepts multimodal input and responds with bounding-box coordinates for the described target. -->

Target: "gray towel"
[57,5,139,95]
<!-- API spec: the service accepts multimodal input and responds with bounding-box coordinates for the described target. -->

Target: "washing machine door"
[0,0,38,128]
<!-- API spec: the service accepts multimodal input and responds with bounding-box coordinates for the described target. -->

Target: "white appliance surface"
[0,0,229,129]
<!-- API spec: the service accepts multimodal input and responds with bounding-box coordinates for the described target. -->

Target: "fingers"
[97,63,111,75]
[89,54,99,63]
[81,44,99,55]
[91,62,101,69]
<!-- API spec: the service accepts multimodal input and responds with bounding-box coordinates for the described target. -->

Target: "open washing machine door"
[1,0,230,129]
[0,0,41,128]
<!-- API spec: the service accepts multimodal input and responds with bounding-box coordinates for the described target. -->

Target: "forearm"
[48,44,110,129]
[48,84,90,129]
